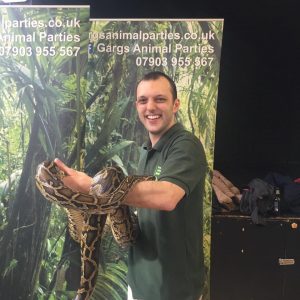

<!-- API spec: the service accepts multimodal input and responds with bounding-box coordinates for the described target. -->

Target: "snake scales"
[35,160,155,300]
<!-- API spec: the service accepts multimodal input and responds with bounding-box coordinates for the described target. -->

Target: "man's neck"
[149,122,177,147]
[149,134,160,147]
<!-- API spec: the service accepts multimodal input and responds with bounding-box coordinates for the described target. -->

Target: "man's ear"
[173,98,180,113]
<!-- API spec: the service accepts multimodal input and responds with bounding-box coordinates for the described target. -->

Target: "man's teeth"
[147,115,160,120]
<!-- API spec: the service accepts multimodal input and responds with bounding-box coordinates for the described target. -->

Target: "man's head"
[135,71,180,145]
[136,71,177,101]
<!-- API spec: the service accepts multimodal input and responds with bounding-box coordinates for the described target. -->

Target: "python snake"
[35,160,155,300]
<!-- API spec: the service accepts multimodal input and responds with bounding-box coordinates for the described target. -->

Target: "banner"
[87,19,224,300]
[0,5,90,299]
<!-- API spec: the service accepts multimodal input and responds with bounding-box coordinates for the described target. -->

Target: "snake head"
[90,166,125,197]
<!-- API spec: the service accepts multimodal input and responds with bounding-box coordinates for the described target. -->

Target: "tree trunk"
[0,112,51,300]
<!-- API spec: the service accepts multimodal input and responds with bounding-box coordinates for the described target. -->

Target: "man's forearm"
[123,180,185,211]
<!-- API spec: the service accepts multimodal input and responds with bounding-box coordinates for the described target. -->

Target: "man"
[55,71,207,300]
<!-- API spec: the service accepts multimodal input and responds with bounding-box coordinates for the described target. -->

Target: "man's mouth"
[146,114,160,120]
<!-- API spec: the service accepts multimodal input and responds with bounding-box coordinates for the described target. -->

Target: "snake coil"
[35,160,155,300]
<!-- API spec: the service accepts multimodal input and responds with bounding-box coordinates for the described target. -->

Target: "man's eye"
[156,98,165,102]
[138,99,147,104]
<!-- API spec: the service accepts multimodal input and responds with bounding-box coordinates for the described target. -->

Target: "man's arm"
[54,158,185,211]
[123,180,185,211]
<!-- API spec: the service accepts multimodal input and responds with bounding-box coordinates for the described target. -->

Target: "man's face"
[136,76,180,144]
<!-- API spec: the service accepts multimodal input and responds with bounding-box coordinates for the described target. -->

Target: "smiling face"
[136,76,180,146]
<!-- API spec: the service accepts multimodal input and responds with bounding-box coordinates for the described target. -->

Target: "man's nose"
[146,99,156,110]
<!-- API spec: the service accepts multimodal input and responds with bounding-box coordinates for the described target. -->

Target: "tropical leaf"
[0,169,22,199]
[91,261,128,300]
[2,259,18,278]
[97,140,135,166]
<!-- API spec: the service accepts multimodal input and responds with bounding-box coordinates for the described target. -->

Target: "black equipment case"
[210,212,300,300]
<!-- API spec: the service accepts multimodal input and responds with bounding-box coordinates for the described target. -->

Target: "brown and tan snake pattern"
[35,161,155,300]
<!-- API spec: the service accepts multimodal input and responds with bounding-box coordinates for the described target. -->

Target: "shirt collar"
[142,123,184,152]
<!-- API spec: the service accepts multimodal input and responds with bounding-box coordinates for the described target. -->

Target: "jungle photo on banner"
[0,5,90,299]
[87,19,224,300]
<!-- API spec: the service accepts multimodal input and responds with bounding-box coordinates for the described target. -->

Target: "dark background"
[29,0,300,185]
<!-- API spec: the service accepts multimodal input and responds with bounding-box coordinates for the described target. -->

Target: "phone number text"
[136,56,214,67]
[0,46,81,57]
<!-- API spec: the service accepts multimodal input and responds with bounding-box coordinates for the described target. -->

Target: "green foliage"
[91,261,128,300]
[2,258,18,278]
[0,93,29,181]
[37,206,67,295]
[0,169,22,226]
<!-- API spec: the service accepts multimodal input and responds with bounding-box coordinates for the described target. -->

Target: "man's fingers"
[54,158,72,176]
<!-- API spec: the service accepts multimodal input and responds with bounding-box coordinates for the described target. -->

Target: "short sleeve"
[157,135,207,196]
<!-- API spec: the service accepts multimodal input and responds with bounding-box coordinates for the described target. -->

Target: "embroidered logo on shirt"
[154,165,162,176]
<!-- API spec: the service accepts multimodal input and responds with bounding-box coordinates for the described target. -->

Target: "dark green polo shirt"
[128,123,207,300]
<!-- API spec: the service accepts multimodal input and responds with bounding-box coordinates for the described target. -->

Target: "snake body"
[35,161,155,299]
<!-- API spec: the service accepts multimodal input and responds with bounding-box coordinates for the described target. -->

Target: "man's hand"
[54,158,92,194]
